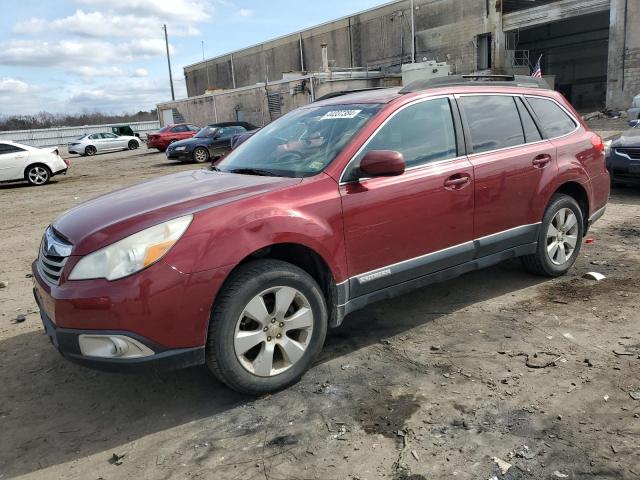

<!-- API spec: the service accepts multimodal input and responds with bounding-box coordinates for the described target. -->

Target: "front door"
[457,94,557,254]
[340,97,475,299]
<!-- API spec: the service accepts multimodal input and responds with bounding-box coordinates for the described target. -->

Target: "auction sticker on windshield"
[321,110,362,120]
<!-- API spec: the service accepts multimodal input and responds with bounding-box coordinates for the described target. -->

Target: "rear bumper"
[35,290,205,373]
[53,168,68,176]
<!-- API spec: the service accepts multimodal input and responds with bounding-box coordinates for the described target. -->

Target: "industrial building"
[157,0,638,127]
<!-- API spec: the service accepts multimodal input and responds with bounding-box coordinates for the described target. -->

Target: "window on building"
[460,95,525,153]
[477,33,492,70]
[526,97,577,138]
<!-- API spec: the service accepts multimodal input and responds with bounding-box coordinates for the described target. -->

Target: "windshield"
[195,126,220,138]
[217,103,383,178]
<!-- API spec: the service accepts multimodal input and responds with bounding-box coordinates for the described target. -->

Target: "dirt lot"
[0,143,639,480]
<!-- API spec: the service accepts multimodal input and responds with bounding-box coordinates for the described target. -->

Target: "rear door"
[457,94,556,255]
[340,96,475,298]
[212,126,246,157]
[0,143,29,181]
[88,133,107,152]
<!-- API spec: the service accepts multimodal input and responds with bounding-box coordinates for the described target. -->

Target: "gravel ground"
[0,137,639,480]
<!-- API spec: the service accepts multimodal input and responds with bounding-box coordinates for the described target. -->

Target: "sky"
[0,0,387,116]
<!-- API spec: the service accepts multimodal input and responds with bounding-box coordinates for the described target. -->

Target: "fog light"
[78,335,155,359]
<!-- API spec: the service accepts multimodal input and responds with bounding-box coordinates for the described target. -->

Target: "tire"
[25,164,51,186]
[521,194,584,277]
[85,145,97,156]
[206,259,328,395]
[128,140,138,150]
[192,147,210,163]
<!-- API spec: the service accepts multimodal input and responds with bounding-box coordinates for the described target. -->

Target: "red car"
[33,76,609,394]
[146,123,200,152]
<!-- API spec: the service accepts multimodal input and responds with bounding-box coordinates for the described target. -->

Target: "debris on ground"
[108,453,125,466]
[513,352,564,369]
[553,471,569,478]
[629,390,640,401]
[12,314,26,324]
[0,281,8,288]
[583,272,606,281]
[492,457,512,475]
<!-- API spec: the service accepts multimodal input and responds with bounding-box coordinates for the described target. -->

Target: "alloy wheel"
[194,148,208,163]
[28,166,49,185]
[234,286,314,377]
[546,208,579,265]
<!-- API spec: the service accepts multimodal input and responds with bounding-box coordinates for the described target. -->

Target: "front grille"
[616,148,640,160]
[37,227,72,285]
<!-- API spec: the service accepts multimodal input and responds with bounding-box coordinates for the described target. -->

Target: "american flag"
[531,55,543,78]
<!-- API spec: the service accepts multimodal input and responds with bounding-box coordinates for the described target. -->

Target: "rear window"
[460,95,525,154]
[526,97,577,138]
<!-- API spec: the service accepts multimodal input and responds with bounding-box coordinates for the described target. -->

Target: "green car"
[111,125,139,138]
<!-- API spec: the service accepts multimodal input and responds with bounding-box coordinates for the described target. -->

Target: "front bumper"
[34,289,204,373]
[31,257,231,373]
[166,149,192,161]
[607,150,640,185]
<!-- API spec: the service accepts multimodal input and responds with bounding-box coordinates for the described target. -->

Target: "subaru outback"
[33,75,610,394]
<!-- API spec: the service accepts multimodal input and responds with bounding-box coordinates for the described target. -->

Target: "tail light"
[64,158,71,167]
[591,134,605,152]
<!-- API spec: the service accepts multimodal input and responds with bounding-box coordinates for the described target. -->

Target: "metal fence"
[0,121,161,148]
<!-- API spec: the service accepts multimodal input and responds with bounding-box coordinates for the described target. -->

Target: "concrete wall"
[158,76,401,129]
[185,0,498,97]
[607,0,640,110]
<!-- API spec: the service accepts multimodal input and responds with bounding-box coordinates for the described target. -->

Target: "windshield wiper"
[227,168,278,177]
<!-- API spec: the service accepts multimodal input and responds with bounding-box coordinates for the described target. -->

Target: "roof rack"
[313,87,388,102]
[399,74,550,94]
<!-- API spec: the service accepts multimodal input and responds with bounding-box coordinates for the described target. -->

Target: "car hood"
[170,137,209,149]
[612,128,640,147]
[53,169,300,255]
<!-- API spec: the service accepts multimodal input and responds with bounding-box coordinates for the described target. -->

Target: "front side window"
[217,103,383,178]
[188,125,200,132]
[526,97,577,138]
[89,133,101,140]
[344,98,457,181]
[102,133,118,139]
[461,95,525,154]
[195,126,220,138]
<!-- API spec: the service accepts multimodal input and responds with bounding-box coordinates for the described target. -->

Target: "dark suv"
[33,76,609,394]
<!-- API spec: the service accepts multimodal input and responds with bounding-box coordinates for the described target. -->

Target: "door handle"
[444,174,471,189]
[532,154,552,167]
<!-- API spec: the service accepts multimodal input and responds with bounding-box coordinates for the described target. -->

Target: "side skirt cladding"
[333,223,540,326]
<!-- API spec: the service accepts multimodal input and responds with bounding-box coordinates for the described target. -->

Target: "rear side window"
[354,98,457,171]
[0,143,25,154]
[526,97,577,138]
[515,98,542,143]
[460,95,525,154]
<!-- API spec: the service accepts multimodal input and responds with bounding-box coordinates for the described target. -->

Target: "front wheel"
[521,194,584,277]
[206,260,328,395]
[128,140,138,150]
[192,147,209,163]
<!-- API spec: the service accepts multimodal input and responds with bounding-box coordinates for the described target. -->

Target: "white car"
[0,141,69,186]
[68,132,141,156]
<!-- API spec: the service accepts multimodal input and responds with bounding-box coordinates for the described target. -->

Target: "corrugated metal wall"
[0,121,160,147]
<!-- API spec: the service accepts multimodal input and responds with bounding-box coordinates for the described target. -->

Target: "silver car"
[628,94,640,121]
[68,133,141,156]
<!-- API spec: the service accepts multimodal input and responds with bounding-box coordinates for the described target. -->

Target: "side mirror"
[629,119,640,128]
[359,150,405,178]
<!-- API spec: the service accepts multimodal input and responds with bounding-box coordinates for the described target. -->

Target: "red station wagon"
[146,123,200,152]
[33,76,610,394]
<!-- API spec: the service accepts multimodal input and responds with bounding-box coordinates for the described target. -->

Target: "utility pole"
[163,24,175,101]
[410,0,416,63]
[202,40,211,91]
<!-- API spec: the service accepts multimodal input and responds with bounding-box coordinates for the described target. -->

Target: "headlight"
[175,146,186,151]
[69,215,193,281]
[604,140,612,156]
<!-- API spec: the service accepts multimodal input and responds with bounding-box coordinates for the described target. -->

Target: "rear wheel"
[522,194,584,277]
[128,140,138,150]
[192,147,209,163]
[26,165,51,186]
[206,260,328,395]
[85,145,97,156]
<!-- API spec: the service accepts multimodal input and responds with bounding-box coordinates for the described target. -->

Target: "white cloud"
[13,10,201,39]
[0,78,31,94]
[77,0,215,23]
[238,8,253,17]
[66,66,150,78]
[0,39,172,68]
